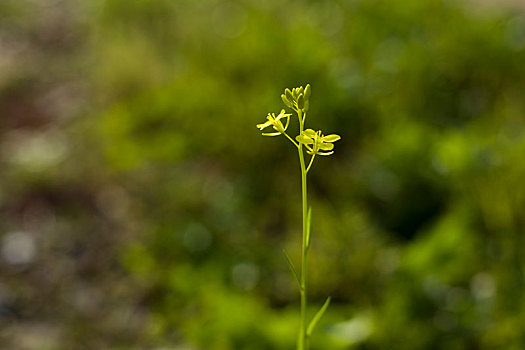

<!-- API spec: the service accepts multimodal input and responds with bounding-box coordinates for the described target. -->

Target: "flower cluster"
[296,129,341,156]
[281,85,311,112]
[256,109,291,136]
[256,84,341,163]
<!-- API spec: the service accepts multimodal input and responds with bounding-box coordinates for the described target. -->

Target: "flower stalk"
[257,84,340,350]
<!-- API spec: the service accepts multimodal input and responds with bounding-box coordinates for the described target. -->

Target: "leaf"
[306,206,312,249]
[307,297,331,337]
[282,249,301,289]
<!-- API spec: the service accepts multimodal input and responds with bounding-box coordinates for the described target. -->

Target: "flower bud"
[281,94,293,108]
[285,88,294,103]
[297,94,305,110]
[304,84,311,100]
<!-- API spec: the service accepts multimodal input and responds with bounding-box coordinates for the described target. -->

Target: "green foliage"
[307,297,331,337]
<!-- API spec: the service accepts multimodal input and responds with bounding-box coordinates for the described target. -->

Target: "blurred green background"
[2,0,525,349]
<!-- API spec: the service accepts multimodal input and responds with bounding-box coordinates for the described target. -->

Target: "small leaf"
[304,84,311,100]
[297,94,305,109]
[306,206,312,249]
[281,94,293,108]
[307,297,331,337]
[282,249,301,289]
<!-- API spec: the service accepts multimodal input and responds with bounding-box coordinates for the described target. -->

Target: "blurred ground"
[1,0,525,349]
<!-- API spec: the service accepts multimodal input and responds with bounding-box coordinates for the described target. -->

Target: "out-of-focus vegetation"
[1,0,525,349]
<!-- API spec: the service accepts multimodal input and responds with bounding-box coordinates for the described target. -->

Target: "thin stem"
[283,131,299,148]
[297,109,309,350]
[306,154,315,173]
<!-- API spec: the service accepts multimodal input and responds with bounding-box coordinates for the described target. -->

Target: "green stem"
[283,131,299,148]
[297,110,309,350]
[306,154,315,173]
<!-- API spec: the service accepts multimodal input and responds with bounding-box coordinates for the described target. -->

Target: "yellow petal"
[296,135,314,144]
[323,134,341,142]
[318,142,334,151]
[303,129,316,138]
[256,120,273,130]
[274,120,286,133]
[275,111,291,121]
[317,150,334,156]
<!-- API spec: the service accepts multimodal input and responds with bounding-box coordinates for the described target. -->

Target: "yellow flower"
[296,129,341,156]
[256,109,292,136]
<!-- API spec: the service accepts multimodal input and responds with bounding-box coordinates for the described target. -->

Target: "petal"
[296,135,314,144]
[322,134,341,142]
[317,151,334,156]
[256,120,273,130]
[303,129,316,138]
[274,119,286,133]
[283,114,290,131]
[262,132,281,136]
[318,142,334,151]
[275,111,291,121]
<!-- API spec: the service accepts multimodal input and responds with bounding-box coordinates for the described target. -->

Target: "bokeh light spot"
[1,231,36,266]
